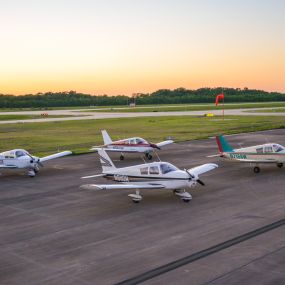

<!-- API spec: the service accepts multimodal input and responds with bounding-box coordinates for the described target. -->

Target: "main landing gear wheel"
[128,191,142,204]
[277,163,283,168]
[120,154,124,161]
[253,166,260,173]
[145,153,152,160]
[182,199,191,203]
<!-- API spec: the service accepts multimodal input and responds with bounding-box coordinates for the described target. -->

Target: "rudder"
[216,135,233,153]
[97,148,116,172]
[101,130,113,145]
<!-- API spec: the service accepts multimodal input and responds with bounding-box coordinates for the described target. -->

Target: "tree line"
[0,88,284,108]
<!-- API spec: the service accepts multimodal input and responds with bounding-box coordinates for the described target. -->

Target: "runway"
[0,130,284,284]
[0,106,285,124]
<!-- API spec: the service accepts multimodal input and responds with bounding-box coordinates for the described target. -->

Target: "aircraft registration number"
[114,174,129,182]
[229,153,247,159]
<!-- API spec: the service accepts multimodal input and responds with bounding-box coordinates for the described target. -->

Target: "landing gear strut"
[277,163,283,168]
[120,153,124,160]
[253,166,260,174]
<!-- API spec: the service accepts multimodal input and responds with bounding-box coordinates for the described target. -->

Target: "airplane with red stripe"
[91,130,174,160]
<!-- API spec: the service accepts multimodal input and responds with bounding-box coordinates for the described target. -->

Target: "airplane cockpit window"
[264,146,273,153]
[149,166,159,175]
[140,167,148,175]
[15,150,26,157]
[3,151,15,158]
[160,163,177,174]
[273,144,285,152]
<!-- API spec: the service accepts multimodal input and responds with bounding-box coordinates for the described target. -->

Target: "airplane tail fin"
[101,130,112,145]
[97,148,116,172]
[216,135,233,153]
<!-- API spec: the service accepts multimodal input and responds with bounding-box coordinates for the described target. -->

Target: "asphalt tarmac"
[0,129,284,285]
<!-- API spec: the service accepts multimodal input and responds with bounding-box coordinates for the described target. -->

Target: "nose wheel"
[120,154,124,160]
[28,169,36,177]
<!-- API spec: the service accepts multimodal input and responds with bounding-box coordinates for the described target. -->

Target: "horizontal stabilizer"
[156,140,174,148]
[82,174,106,179]
[40,151,72,163]
[207,154,222,158]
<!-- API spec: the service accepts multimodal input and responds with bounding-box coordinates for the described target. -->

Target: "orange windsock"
[215,93,224,106]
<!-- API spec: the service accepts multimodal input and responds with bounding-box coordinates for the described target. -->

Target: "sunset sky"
[0,0,284,95]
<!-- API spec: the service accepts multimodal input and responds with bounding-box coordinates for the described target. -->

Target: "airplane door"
[129,139,137,152]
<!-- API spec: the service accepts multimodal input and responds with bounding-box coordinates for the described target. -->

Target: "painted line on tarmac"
[115,219,285,285]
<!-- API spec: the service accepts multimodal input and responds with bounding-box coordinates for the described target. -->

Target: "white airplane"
[214,135,285,173]
[81,148,218,203]
[91,130,174,160]
[0,149,72,177]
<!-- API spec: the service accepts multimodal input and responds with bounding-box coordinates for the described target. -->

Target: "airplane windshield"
[136,138,147,144]
[273,144,285,152]
[15,150,26,157]
[160,163,177,174]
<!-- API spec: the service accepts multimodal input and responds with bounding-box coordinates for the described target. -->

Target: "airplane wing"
[80,183,165,190]
[188,163,218,176]
[156,140,174,148]
[40,151,72,163]
[0,165,18,169]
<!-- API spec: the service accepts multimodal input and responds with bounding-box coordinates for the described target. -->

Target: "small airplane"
[214,135,285,173]
[81,148,218,203]
[91,130,174,160]
[0,149,72,177]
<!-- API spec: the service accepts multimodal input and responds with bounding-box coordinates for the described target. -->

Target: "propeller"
[185,169,205,186]
[26,153,44,168]
[150,143,161,150]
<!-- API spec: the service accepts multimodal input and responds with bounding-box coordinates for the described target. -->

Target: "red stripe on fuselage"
[110,143,151,147]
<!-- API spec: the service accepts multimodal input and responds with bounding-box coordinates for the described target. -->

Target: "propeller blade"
[197,179,205,186]
[185,169,205,185]
[150,143,161,150]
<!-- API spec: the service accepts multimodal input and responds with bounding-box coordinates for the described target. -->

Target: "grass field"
[1,115,285,156]
[85,102,285,113]
[0,115,74,121]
